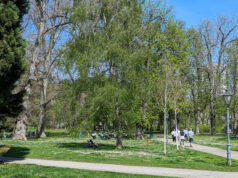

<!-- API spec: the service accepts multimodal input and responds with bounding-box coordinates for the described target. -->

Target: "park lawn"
[0,130,238,172]
[193,134,238,151]
[0,164,163,178]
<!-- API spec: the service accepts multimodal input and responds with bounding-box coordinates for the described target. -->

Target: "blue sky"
[165,0,238,28]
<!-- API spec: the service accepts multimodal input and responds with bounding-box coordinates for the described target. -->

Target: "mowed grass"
[0,164,163,178]
[194,134,238,151]
[0,130,238,171]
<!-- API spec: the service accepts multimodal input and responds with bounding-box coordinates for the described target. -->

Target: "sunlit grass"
[0,164,164,178]
[194,134,238,151]
[0,130,238,171]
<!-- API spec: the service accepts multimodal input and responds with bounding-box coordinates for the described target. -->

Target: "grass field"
[0,129,238,172]
[0,163,163,178]
[193,134,238,151]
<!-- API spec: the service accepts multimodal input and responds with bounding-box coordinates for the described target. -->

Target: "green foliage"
[199,125,210,133]
[0,0,28,121]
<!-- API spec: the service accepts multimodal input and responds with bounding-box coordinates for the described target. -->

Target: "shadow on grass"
[0,145,30,158]
[57,142,137,151]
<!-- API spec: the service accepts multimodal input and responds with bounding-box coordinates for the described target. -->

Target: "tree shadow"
[0,145,30,158]
[57,142,136,151]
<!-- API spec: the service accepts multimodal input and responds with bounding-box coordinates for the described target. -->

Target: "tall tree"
[13,0,71,139]
[62,0,145,149]
[0,0,28,126]
[199,16,238,135]
[226,42,238,133]
[187,28,207,134]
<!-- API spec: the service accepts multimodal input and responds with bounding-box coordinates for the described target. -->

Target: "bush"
[199,125,210,133]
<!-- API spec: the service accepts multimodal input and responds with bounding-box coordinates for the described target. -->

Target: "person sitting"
[87,139,98,148]
[99,132,104,139]
[92,132,97,139]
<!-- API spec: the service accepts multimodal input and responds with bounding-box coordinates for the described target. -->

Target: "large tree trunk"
[136,124,144,139]
[36,78,48,138]
[13,0,47,140]
[116,131,123,149]
[195,111,200,134]
[234,112,238,134]
[13,112,27,140]
[210,107,216,135]
[136,101,147,139]
[115,99,122,149]
[170,119,175,131]
[157,121,161,131]
[186,112,191,129]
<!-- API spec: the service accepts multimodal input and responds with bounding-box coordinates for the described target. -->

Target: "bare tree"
[35,0,70,138]
[13,0,71,140]
[199,15,238,135]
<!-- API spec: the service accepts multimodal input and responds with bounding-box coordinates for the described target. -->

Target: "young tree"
[0,0,28,128]
[150,20,188,154]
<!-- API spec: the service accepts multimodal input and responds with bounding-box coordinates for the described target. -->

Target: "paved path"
[0,157,238,178]
[155,138,238,160]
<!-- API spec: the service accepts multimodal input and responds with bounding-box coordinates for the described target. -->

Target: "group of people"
[171,128,194,147]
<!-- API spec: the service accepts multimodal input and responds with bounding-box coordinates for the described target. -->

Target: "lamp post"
[222,89,233,166]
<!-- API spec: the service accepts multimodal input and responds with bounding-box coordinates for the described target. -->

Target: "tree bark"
[136,124,144,139]
[136,101,147,139]
[194,111,201,134]
[13,0,47,140]
[210,108,216,135]
[186,112,191,129]
[170,119,175,131]
[36,78,48,138]
[13,112,27,140]
[209,84,217,135]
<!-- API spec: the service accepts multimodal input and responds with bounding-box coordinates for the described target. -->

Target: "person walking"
[180,129,185,148]
[184,128,188,142]
[188,128,194,147]
[171,129,176,142]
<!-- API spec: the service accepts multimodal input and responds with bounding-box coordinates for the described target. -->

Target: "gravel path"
[155,138,238,160]
[0,157,238,178]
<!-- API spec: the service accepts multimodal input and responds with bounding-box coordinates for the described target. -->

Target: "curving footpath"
[0,157,238,178]
[155,138,238,160]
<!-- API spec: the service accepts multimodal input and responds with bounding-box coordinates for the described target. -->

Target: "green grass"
[194,134,238,151]
[0,130,238,172]
[0,164,163,178]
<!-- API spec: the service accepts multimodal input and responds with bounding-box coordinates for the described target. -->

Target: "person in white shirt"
[188,128,194,147]
[171,129,176,142]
